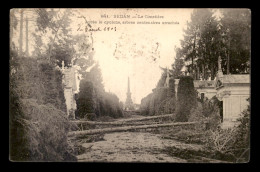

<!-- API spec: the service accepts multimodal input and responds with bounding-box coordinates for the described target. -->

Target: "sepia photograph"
[9,8,250,162]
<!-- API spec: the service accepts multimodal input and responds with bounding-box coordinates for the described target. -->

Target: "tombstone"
[62,65,77,119]
[215,56,250,128]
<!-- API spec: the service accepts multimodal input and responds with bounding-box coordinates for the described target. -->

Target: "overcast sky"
[78,9,193,104]
[12,8,193,104]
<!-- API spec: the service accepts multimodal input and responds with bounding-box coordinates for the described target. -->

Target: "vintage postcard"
[10,8,250,162]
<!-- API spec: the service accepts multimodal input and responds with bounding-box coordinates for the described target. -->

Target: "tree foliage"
[75,63,123,119]
[100,92,124,118]
[75,80,95,119]
[173,9,250,80]
[84,63,105,93]
[232,99,250,162]
[175,76,197,122]
[33,9,74,67]
[156,69,167,88]
[140,71,176,116]
[10,8,103,161]
[9,50,76,161]
[219,9,251,74]
[206,99,250,162]
[180,9,221,80]
[188,96,221,130]
[172,48,185,79]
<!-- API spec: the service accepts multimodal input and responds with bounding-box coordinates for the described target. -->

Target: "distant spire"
[127,76,130,93]
[125,76,134,110]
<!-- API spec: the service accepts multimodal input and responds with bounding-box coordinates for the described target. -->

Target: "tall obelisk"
[125,77,134,110]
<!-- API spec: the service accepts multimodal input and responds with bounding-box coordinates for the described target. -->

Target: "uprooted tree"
[9,48,76,161]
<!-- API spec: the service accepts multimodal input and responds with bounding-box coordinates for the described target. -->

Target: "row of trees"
[140,69,176,116]
[175,76,250,162]
[13,9,123,119]
[171,10,250,162]
[145,8,251,120]
[9,8,123,161]
[139,9,251,118]
[10,9,97,70]
[9,9,84,161]
[139,9,250,162]
[172,9,250,80]
[75,66,124,120]
[9,46,76,161]
[163,75,249,162]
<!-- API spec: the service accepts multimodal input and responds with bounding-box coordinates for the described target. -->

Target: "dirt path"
[76,131,202,162]
[74,114,205,162]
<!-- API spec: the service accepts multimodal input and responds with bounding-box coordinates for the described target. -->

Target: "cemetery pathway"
[76,131,189,162]
[74,114,204,162]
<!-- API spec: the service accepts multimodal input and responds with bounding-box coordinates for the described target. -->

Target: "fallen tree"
[70,113,175,126]
[68,121,199,136]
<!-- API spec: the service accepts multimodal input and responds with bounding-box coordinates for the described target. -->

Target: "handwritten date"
[78,25,117,32]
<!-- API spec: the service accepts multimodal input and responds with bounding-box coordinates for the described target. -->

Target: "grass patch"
[163,146,235,163]
[172,129,208,145]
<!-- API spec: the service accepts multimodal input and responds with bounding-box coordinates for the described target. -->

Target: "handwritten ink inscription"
[77,24,117,32]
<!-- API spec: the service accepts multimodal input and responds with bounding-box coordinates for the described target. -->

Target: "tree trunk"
[68,121,199,136]
[191,34,197,79]
[25,17,29,56]
[19,9,24,56]
[197,66,200,80]
[211,63,215,80]
[227,39,230,74]
[10,9,15,46]
[71,113,175,125]
[202,63,205,80]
